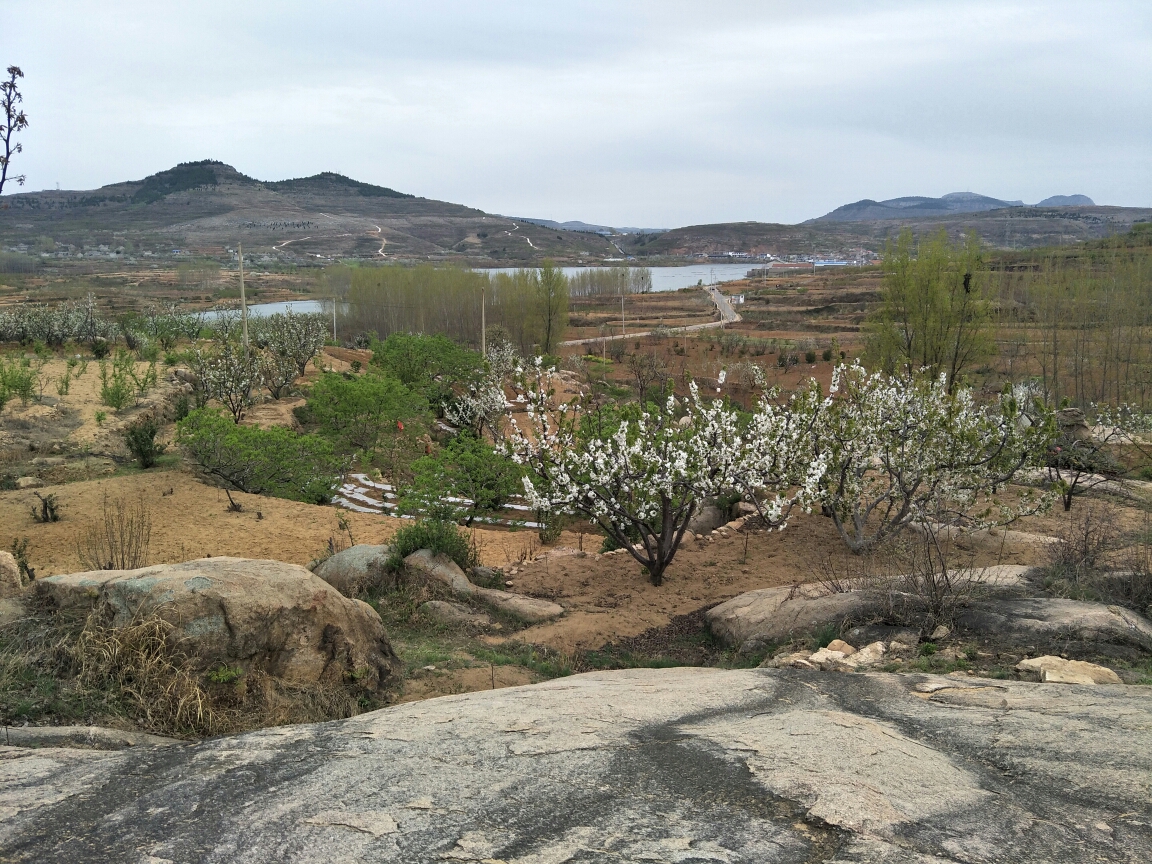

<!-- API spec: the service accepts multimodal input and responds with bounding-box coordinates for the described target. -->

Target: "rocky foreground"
[2,667,1149,863]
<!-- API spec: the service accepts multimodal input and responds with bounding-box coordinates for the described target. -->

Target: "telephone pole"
[238,243,249,353]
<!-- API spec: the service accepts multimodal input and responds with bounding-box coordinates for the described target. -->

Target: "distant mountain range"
[516,217,667,236]
[810,191,1096,223]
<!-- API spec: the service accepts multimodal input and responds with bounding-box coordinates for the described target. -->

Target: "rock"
[403,549,475,596]
[843,641,887,669]
[760,651,817,669]
[430,419,458,440]
[733,501,759,519]
[404,549,564,623]
[419,601,495,628]
[1056,407,1092,441]
[930,624,951,640]
[0,725,179,750]
[680,530,696,545]
[313,544,392,597]
[845,623,920,649]
[469,565,503,585]
[676,414,692,427]
[471,587,565,624]
[724,518,745,531]
[0,597,26,626]
[958,598,1152,652]
[826,639,856,655]
[686,503,725,535]
[1016,656,1123,685]
[0,551,23,598]
[14,476,43,489]
[4,668,1151,862]
[34,558,400,693]
[807,647,851,670]
[706,585,879,652]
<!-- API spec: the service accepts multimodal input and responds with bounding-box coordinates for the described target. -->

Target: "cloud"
[6,0,1150,225]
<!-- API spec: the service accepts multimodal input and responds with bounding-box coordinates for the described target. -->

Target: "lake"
[215,263,758,318]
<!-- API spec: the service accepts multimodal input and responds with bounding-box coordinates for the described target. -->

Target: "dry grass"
[70,613,227,736]
[1,604,375,739]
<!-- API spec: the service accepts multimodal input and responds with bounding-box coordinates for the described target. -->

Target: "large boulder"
[404,549,564,623]
[1,668,1149,862]
[707,566,1045,653]
[687,503,725,535]
[706,584,879,652]
[958,597,1152,652]
[313,544,392,597]
[35,558,400,693]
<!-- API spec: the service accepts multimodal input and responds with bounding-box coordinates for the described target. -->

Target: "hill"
[626,204,1152,259]
[811,191,1024,223]
[0,160,616,265]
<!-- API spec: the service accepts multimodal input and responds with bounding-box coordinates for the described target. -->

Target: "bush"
[176,408,343,504]
[123,413,166,469]
[402,432,521,526]
[822,348,833,362]
[388,518,478,572]
[98,351,136,411]
[91,339,110,360]
[805,350,817,364]
[370,332,482,408]
[76,494,152,571]
[304,371,425,455]
[30,493,61,523]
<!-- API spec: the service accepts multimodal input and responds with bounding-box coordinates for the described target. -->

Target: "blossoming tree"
[815,363,1054,552]
[507,364,821,586]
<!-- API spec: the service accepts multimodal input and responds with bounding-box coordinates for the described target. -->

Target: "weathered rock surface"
[404,549,564,623]
[2,668,1149,862]
[0,551,23,598]
[34,558,400,692]
[0,726,178,751]
[707,566,1074,653]
[1017,655,1124,685]
[313,544,392,597]
[418,600,496,629]
[706,584,879,652]
[958,597,1152,652]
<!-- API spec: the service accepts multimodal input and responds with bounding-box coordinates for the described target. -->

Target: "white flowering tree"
[508,363,754,586]
[255,309,329,375]
[815,363,1054,553]
[730,379,829,528]
[445,341,520,439]
[193,342,262,423]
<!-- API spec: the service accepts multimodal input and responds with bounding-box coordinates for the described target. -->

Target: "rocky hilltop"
[2,667,1149,862]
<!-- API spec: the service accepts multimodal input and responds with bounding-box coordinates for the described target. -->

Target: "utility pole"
[238,243,249,353]
[481,283,486,355]
[620,292,625,337]
[332,297,337,344]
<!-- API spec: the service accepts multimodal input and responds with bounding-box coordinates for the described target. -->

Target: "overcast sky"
[5,1,1149,226]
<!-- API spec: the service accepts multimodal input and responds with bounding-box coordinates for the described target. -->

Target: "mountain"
[1036,194,1095,207]
[517,217,667,236]
[810,192,1025,223]
[0,160,616,264]
[625,204,1152,258]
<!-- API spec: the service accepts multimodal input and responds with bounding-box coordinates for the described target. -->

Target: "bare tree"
[626,351,667,403]
[0,66,28,197]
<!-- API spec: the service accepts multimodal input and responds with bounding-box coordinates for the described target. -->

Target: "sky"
[4,1,1150,226]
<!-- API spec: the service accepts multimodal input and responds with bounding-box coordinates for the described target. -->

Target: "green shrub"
[388,518,478,572]
[805,350,817,364]
[123,414,166,469]
[91,339,110,360]
[304,371,425,454]
[0,356,37,405]
[402,433,520,526]
[822,348,833,362]
[176,408,342,504]
[370,332,482,408]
